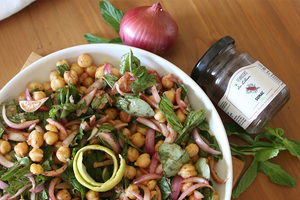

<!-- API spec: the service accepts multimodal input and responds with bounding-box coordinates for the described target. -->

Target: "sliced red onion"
[0,193,10,200]
[114,123,128,130]
[6,132,27,142]
[130,191,144,200]
[8,183,31,199]
[19,97,49,113]
[133,173,163,184]
[150,119,169,137]
[155,185,162,200]
[145,128,155,156]
[181,177,209,185]
[34,125,44,134]
[0,154,14,168]
[149,152,159,173]
[2,106,39,130]
[69,95,74,104]
[0,180,8,189]
[93,160,114,168]
[80,121,91,132]
[49,177,59,200]
[25,88,33,101]
[178,183,213,200]
[54,182,74,189]
[151,85,161,104]
[130,124,137,134]
[30,182,45,193]
[155,164,163,174]
[87,127,99,141]
[107,118,116,126]
[194,190,204,200]
[85,79,104,94]
[41,163,68,176]
[64,120,81,127]
[136,117,161,132]
[167,77,179,83]
[96,115,110,125]
[106,93,114,107]
[192,128,221,155]
[76,87,97,116]
[164,123,178,143]
[104,62,113,75]
[208,155,228,184]
[115,82,134,96]
[27,175,36,190]
[183,95,189,105]
[28,123,36,132]
[38,105,51,112]
[46,118,68,137]
[139,93,158,109]
[139,167,149,175]
[60,117,68,125]
[179,100,187,108]
[62,129,79,147]
[175,88,188,115]
[170,175,183,200]
[90,115,96,127]
[98,132,120,154]
[137,184,151,200]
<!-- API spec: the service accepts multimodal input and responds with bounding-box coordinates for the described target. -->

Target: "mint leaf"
[99,0,124,33]
[0,128,4,139]
[254,149,280,161]
[84,33,123,44]
[119,50,141,75]
[56,63,70,77]
[103,73,118,88]
[282,139,300,161]
[131,66,157,94]
[224,122,254,145]
[157,177,172,200]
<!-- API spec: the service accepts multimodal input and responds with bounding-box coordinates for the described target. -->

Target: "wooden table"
[0,0,299,199]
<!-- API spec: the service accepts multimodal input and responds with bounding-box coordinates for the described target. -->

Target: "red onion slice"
[155,185,162,200]
[0,193,10,200]
[114,123,128,130]
[139,93,158,109]
[151,85,161,104]
[104,62,113,75]
[139,167,149,175]
[62,129,79,147]
[149,152,159,173]
[98,132,120,154]
[64,120,81,127]
[85,79,104,94]
[49,177,59,200]
[0,153,14,168]
[34,125,45,134]
[90,115,96,127]
[181,177,209,185]
[192,128,221,155]
[155,164,163,174]
[137,184,151,200]
[29,182,45,193]
[164,123,178,143]
[130,191,144,200]
[46,118,68,137]
[194,190,204,200]
[167,77,179,83]
[6,132,27,142]
[76,87,97,116]
[136,117,161,132]
[2,106,39,130]
[208,155,228,184]
[96,115,110,125]
[0,180,8,189]
[115,82,134,96]
[87,126,99,141]
[178,183,213,200]
[145,128,155,156]
[25,88,33,100]
[8,183,31,199]
[170,175,183,200]
[150,119,169,137]
[133,173,163,184]
[175,88,189,115]
[41,163,68,176]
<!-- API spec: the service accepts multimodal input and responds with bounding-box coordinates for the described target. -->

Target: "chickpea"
[0,139,11,155]
[130,132,145,148]
[124,165,137,180]
[104,108,119,120]
[162,73,174,89]
[43,131,59,145]
[111,68,121,79]
[30,163,44,175]
[154,109,166,123]
[86,189,100,200]
[45,124,58,132]
[89,137,101,145]
[77,53,93,68]
[56,146,71,163]
[136,125,148,135]
[178,163,198,178]
[164,88,176,104]
[58,130,67,141]
[134,153,151,168]
[43,82,51,91]
[85,64,97,78]
[4,154,12,161]
[32,91,46,101]
[122,128,131,138]
[135,168,143,178]
[125,184,140,200]
[27,130,44,148]
[64,70,78,85]
[51,76,65,91]
[55,189,71,200]
[114,119,123,124]
[54,141,63,150]
[83,76,94,88]
[147,180,157,191]
[155,140,164,152]
[27,81,43,91]
[49,70,59,82]
[14,142,29,157]
[120,111,132,123]
[181,182,193,195]
[127,146,139,162]
[176,109,186,124]
[71,62,85,76]
[17,92,26,103]
[56,59,69,68]
[94,65,105,80]
[188,195,196,200]
[77,86,87,94]
[185,143,199,158]
[29,148,44,162]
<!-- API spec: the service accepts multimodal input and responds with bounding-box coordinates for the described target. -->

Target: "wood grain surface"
[0,0,300,199]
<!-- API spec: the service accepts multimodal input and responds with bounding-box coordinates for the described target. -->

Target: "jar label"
[218,61,286,129]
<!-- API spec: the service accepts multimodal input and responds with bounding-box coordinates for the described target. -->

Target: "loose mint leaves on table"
[225,123,300,198]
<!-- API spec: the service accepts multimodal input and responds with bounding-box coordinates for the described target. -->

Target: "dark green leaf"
[157,177,172,200]
[68,83,81,102]
[0,128,4,139]
[83,150,104,182]
[224,122,254,145]
[84,33,110,43]
[235,141,284,152]
[103,73,119,88]
[282,139,300,161]
[176,83,187,100]
[118,133,144,153]
[56,63,70,77]
[119,50,141,75]
[99,0,124,33]
[254,149,280,161]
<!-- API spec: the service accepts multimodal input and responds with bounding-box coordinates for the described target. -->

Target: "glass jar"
[191,36,290,134]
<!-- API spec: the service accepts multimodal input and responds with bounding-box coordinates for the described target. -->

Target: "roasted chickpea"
[14,142,29,157]
[64,70,78,85]
[0,139,11,155]
[45,124,58,132]
[17,92,26,103]
[162,73,174,89]
[135,168,143,178]
[164,88,176,104]
[56,146,71,163]
[29,148,44,162]
[120,111,132,123]
[49,70,60,82]
[114,119,123,124]
[125,184,140,200]
[94,65,105,80]
[188,195,196,200]
[4,154,12,161]
[43,82,51,91]
[83,76,94,88]
[181,182,193,196]
[56,189,72,200]
[185,143,199,158]
[77,53,93,68]
[155,140,164,152]
[44,131,59,145]
[27,130,44,148]
[134,153,151,168]
[30,163,44,175]
[122,128,131,138]
[58,131,67,141]
[147,180,157,191]
[77,86,87,94]
[86,189,100,200]
[130,132,145,148]
[111,68,121,78]
[178,163,197,178]
[124,165,137,180]
[56,59,69,67]
[89,137,101,145]
[154,109,166,123]
[104,108,119,120]
[71,62,85,76]
[85,64,97,78]
[127,146,139,162]
[27,81,43,91]
[32,91,46,101]
[176,109,186,124]
[136,125,148,135]
[51,76,65,91]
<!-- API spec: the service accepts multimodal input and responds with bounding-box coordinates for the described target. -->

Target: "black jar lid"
[191,36,235,83]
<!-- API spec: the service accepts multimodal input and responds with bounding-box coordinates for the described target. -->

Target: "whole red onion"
[119,2,178,55]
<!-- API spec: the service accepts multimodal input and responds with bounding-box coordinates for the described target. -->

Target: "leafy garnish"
[99,0,124,33]
[131,66,157,94]
[103,73,119,88]
[56,63,70,77]
[157,177,172,200]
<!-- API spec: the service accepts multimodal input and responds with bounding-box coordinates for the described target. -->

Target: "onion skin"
[170,175,183,200]
[49,177,59,200]
[133,173,163,184]
[192,128,221,155]
[145,128,155,156]
[119,2,178,55]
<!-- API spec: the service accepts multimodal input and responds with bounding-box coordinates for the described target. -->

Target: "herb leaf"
[56,63,70,77]
[157,177,172,200]
[99,0,124,33]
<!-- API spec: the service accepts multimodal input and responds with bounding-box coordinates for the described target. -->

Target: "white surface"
[0,44,233,200]
[0,0,35,21]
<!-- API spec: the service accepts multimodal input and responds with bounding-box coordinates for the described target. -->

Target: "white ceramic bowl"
[0,44,232,199]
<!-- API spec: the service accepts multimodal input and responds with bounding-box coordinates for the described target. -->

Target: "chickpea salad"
[0,50,226,200]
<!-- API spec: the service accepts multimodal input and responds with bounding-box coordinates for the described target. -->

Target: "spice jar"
[191,36,290,134]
